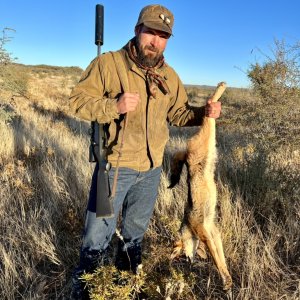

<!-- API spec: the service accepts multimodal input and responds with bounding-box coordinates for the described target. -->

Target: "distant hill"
[12,62,83,77]
[11,63,249,90]
[184,83,215,89]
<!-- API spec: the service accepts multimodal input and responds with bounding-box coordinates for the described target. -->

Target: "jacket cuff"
[96,98,120,123]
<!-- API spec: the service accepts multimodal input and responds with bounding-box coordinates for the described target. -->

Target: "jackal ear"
[168,151,186,188]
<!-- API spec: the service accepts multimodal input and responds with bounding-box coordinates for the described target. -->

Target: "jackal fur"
[170,83,232,290]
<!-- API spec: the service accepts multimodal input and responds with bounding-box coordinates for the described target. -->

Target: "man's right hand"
[117,92,140,114]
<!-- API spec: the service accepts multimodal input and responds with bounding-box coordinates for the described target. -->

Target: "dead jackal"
[170,82,232,290]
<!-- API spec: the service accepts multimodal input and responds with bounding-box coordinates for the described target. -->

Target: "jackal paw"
[223,274,233,291]
[170,241,183,260]
[196,241,208,259]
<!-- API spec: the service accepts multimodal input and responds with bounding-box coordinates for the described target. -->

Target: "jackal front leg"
[171,224,199,262]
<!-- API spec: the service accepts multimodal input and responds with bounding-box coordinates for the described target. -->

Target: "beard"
[135,38,163,68]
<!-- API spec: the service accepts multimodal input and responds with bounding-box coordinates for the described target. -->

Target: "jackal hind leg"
[210,223,232,290]
[193,223,232,290]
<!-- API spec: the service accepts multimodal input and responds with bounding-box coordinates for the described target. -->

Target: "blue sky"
[1,0,299,88]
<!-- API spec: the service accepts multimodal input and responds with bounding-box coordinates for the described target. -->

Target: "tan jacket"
[69,42,205,171]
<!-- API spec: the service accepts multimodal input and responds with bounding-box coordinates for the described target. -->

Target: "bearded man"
[69,4,221,299]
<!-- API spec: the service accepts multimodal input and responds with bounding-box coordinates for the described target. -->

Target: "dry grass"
[0,65,299,299]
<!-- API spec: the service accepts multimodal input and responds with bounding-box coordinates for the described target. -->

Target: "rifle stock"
[90,4,114,218]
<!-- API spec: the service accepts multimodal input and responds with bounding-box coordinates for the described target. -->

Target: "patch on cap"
[136,4,174,35]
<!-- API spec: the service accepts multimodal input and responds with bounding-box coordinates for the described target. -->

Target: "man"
[69,4,221,299]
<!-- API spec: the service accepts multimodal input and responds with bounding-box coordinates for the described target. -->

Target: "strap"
[110,51,130,198]
[111,51,130,92]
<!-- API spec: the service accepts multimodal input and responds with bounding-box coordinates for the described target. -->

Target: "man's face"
[135,25,170,67]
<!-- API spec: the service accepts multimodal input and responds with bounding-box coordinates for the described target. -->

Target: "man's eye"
[144,29,168,39]
[159,34,168,39]
[143,29,153,34]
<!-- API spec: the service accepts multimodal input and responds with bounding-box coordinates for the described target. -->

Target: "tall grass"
[0,65,299,299]
[0,68,91,299]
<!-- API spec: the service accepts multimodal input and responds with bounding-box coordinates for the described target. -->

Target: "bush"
[0,28,30,98]
[0,28,15,65]
[1,64,30,98]
[247,39,300,103]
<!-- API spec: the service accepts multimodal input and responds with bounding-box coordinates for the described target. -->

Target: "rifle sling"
[110,51,130,198]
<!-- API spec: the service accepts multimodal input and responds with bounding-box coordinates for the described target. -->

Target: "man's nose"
[150,35,160,48]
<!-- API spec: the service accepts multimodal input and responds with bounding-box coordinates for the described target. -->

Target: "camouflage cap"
[136,4,174,36]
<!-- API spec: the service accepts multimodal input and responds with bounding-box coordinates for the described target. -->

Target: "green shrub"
[0,28,30,98]
[0,28,15,65]
[247,39,300,104]
[0,103,17,124]
[81,266,146,300]
[1,64,30,98]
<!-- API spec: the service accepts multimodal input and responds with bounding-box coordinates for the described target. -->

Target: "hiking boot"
[71,249,106,299]
[71,267,90,300]
[115,241,142,274]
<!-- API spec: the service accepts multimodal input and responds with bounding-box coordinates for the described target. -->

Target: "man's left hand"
[205,100,221,119]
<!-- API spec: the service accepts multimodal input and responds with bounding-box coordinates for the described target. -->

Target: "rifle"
[89,4,114,218]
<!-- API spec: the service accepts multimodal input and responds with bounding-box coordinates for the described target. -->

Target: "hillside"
[0,63,299,299]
